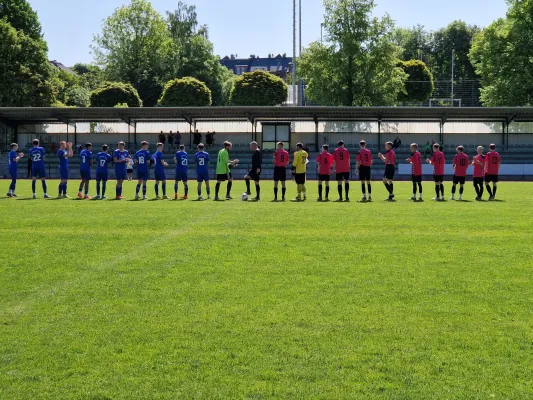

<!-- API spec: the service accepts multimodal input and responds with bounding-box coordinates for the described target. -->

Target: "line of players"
[5,138,501,202]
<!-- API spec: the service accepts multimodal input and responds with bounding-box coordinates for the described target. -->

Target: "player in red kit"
[407,143,423,201]
[485,143,501,200]
[472,146,486,201]
[356,140,373,202]
[451,146,470,201]
[272,142,290,201]
[378,141,396,201]
[332,141,351,202]
[316,144,334,201]
[426,143,446,201]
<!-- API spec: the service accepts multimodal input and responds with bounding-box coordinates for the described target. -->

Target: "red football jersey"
[273,149,289,167]
[316,152,334,175]
[384,149,396,166]
[410,151,422,176]
[453,153,470,177]
[431,151,446,175]
[333,148,350,173]
[356,148,373,167]
[485,151,501,175]
[473,154,485,178]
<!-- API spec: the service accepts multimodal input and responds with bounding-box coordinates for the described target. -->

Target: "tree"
[89,82,142,107]
[158,77,211,106]
[92,0,171,106]
[230,71,288,106]
[0,0,43,41]
[298,0,406,106]
[470,1,533,106]
[65,86,91,107]
[0,19,54,106]
[165,2,235,105]
[392,25,434,69]
[398,60,434,102]
[72,63,105,91]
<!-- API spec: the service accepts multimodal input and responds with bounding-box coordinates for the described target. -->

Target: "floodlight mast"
[292,0,297,106]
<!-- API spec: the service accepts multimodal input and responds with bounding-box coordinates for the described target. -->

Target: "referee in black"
[245,141,262,201]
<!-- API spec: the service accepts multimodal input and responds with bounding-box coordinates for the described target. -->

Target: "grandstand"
[1,107,533,180]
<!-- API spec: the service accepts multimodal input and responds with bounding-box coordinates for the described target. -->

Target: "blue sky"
[28,0,508,67]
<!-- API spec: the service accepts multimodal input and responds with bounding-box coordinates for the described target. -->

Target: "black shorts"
[318,174,331,182]
[336,172,350,181]
[295,173,306,184]
[359,166,371,181]
[485,174,499,183]
[217,173,231,181]
[384,165,395,180]
[433,175,444,183]
[473,177,484,185]
[412,175,422,183]
[453,176,466,185]
[246,170,261,182]
[273,166,286,182]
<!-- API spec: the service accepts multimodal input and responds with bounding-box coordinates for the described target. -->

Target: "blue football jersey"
[153,151,165,171]
[80,150,93,171]
[195,151,209,173]
[8,150,18,169]
[29,147,45,168]
[96,152,112,172]
[113,149,129,171]
[135,149,151,173]
[57,149,69,170]
[175,151,189,172]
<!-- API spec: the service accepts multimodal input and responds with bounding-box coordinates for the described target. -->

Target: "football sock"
[184,184,188,196]
[493,186,497,197]
[282,187,286,199]
[245,179,251,194]
[362,183,367,195]
[10,179,16,191]
[136,184,140,195]
[227,182,232,196]
[479,184,484,197]
[206,187,210,197]
[142,184,147,196]
[42,181,47,193]
[486,185,493,197]
[215,183,220,197]
[325,186,330,198]
[368,183,372,195]
[345,182,350,197]
[79,183,83,193]
[390,183,394,194]
[318,184,323,198]
[338,184,342,199]
[255,184,260,198]
[459,187,464,195]
[274,187,278,199]
[435,186,440,197]
[473,183,479,197]
[412,182,417,195]
[384,182,389,193]
[102,182,106,196]
[417,182,422,194]
[174,183,178,194]
[162,183,166,196]
[197,185,202,196]
[154,184,159,196]
[452,186,456,195]
[96,182,101,196]
[32,180,36,194]
[440,184,444,197]
[58,183,62,195]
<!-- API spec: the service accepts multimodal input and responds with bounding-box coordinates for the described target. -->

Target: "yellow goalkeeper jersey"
[292,150,308,174]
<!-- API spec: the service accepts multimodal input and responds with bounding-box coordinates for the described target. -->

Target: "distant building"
[49,60,75,75]
[220,54,293,81]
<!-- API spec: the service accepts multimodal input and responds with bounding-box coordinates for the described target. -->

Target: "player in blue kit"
[94,144,112,200]
[78,143,93,199]
[57,141,73,198]
[195,143,210,200]
[113,141,130,200]
[134,141,151,200]
[29,139,50,199]
[174,144,189,200]
[6,143,24,197]
[153,142,169,199]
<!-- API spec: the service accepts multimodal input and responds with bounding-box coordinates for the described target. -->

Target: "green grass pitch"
[1,180,532,399]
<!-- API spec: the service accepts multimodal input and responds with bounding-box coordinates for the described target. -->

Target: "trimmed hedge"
[230,70,288,106]
[158,77,212,107]
[89,82,142,107]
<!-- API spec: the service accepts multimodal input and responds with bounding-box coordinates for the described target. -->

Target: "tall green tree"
[470,1,533,106]
[0,19,53,106]
[392,25,433,68]
[92,0,171,106]
[0,0,43,42]
[72,63,105,91]
[298,0,406,106]
[165,2,234,105]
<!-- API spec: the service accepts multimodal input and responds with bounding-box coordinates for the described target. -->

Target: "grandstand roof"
[1,107,533,125]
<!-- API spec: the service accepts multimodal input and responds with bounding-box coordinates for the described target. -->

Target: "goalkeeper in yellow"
[292,142,308,201]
